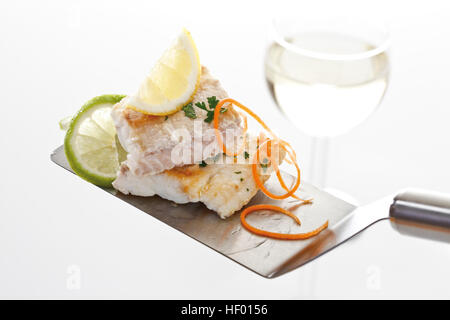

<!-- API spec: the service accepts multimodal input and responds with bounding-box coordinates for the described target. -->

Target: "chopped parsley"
[194,96,227,123]
[164,116,168,121]
[199,160,207,168]
[240,178,244,182]
[182,102,197,119]
[207,96,219,109]
[244,151,250,159]
[234,171,241,174]
[246,188,250,192]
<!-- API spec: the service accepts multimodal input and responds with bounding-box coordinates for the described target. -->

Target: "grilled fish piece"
[111,66,243,176]
[113,137,285,219]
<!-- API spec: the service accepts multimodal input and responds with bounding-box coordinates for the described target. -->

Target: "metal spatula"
[51,146,450,278]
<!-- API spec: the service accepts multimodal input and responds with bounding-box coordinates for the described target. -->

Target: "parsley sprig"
[195,96,228,123]
[182,96,227,123]
[182,102,197,119]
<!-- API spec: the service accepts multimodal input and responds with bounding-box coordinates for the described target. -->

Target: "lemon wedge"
[127,28,201,115]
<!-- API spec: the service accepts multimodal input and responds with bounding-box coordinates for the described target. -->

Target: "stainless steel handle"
[389,189,450,242]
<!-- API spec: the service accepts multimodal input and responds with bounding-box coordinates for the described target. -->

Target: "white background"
[1,0,450,299]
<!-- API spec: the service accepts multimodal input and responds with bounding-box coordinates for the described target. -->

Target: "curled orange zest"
[214,99,277,157]
[274,140,301,200]
[271,149,302,201]
[252,140,301,200]
[214,99,301,200]
[240,204,329,240]
[213,98,328,240]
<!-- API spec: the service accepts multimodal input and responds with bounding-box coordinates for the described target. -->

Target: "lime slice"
[127,28,201,115]
[64,94,126,187]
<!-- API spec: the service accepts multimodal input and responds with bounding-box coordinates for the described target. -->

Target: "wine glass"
[265,16,390,190]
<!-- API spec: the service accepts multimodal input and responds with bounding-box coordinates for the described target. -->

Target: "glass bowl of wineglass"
[265,16,390,190]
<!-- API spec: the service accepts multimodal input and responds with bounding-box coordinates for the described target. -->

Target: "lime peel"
[64,94,126,187]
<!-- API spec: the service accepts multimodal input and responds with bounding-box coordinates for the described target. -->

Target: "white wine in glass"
[266,32,389,137]
[265,17,390,298]
[265,18,390,187]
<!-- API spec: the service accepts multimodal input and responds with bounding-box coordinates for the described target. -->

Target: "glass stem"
[308,136,330,189]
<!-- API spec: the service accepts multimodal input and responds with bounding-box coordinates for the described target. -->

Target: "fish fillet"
[113,137,285,219]
[112,66,243,176]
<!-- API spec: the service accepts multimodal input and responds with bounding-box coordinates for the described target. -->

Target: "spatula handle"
[389,190,450,241]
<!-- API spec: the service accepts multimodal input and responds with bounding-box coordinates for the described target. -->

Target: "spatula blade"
[51,145,384,278]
